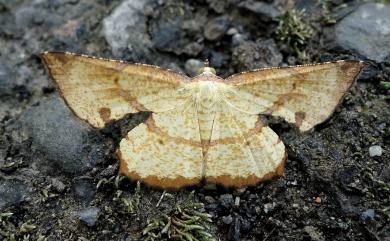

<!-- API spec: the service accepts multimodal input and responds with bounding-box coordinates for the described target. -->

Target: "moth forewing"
[225,60,365,131]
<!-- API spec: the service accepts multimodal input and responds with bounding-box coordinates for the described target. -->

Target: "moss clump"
[142,191,214,241]
[380,81,390,100]
[0,212,37,241]
[276,9,313,59]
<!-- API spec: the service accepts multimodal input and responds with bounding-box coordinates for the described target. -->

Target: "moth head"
[197,67,216,76]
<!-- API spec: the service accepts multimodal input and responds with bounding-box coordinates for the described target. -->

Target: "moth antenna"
[204,59,209,67]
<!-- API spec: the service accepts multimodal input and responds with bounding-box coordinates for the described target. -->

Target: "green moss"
[380,81,390,99]
[276,9,313,59]
[121,181,141,214]
[142,191,214,241]
[0,213,37,241]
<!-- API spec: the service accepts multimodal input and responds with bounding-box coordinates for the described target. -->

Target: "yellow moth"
[41,52,364,189]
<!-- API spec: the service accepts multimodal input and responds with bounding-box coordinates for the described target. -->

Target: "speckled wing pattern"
[225,61,364,131]
[41,52,188,128]
[41,52,364,189]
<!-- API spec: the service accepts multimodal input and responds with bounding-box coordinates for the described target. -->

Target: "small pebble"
[78,207,100,226]
[361,209,375,221]
[315,197,322,204]
[184,59,204,77]
[234,197,240,207]
[369,145,382,157]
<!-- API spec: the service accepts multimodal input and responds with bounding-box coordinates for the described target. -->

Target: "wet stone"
[78,207,100,226]
[334,3,390,62]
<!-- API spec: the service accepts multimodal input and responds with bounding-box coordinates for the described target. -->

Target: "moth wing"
[41,52,189,128]
[204,105,286,187]
[224,61,364,131]
[117,101,204,189]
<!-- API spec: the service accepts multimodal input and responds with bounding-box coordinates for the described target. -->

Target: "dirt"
[0,0,389,240]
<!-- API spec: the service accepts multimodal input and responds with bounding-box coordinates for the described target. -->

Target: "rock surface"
[17,95,112,175]
[334,3,390,62]
[0,177,30,211]
[78,207,100,226]
[102,0,152,60]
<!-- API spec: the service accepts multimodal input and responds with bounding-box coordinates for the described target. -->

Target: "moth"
[41,52,364,189]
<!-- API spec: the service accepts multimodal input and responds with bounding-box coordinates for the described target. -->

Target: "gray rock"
[102,0,152,59]
[185,59,204,77]
[361,209,375,221]
[0,177,29,211]
[238,0,281,19]
[78,207,100,226]
[334,3,390,62]
[204,16,229,41]
[18,95,112,175]
[219,194,234,209]
[369,145,382,157]
[232,39,283,71]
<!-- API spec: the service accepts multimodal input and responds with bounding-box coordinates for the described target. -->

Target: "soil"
[0,0,389,240]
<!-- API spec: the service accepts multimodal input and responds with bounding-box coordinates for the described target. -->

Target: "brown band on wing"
[117,88,149,112]
[205,151,287,188]
[117,149,201,189]
[208,116,266,146]
[144,116,202,147]
[143,115,267,148]
[294,111,306,128]
[263,93,305,115]
[98,107,111,123]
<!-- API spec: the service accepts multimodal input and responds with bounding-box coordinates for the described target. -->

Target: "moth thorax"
[197,66,216,75]
[197,81,220,109]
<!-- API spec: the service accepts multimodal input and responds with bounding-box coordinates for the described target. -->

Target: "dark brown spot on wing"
[294,111,306,128]
[98,107,111,123]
